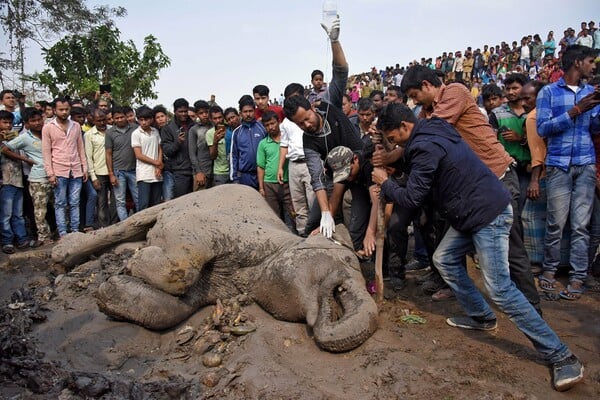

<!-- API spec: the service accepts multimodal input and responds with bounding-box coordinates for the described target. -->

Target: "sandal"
[432,288,455,301]
[538,274,557,291]
[559,282,584,301]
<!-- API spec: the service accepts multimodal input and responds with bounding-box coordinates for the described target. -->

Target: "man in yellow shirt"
[84,109,117,227]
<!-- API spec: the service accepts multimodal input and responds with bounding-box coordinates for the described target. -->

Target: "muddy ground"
[0,244,598,400]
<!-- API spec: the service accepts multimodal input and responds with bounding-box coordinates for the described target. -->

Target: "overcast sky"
[5,0,598,109]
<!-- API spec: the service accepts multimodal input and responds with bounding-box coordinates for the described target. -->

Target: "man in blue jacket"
[229,95,266,189]
[372,103,583,392]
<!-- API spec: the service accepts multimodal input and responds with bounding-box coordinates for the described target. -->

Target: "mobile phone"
[497,126,509,133]
[99,83,112,93]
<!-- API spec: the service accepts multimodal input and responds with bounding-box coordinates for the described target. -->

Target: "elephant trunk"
[312,274,378,353]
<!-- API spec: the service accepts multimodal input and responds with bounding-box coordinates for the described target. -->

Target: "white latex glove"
[320,16,340,42]
[320,211,335,238]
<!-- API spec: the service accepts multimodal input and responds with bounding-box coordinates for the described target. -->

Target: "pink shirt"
[42,118,87,178]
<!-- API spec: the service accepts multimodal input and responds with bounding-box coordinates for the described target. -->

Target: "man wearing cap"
[326,145,377,255]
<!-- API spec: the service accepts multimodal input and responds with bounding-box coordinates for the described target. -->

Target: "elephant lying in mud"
[52,185,378,352]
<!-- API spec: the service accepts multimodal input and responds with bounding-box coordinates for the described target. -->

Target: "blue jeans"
[543,165,596,282]
[0,185,28,245]
[82,179,98,227]
[588,192,600,269]
[433,205,570,363]
[137,181,162,211]
[162,170,174,201]
[54,177,82,237]
[113,170,138,221]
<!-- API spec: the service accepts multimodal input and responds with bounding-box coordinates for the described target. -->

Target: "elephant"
[52,184,378,353]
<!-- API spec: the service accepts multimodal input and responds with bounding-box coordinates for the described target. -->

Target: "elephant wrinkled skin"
[53,185,378,352]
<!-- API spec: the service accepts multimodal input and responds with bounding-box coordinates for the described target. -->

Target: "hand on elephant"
[320,211,335,238]
[362,230,376,257]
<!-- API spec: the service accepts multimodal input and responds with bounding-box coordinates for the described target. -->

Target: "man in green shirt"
[257,110,295,232]
[489,73,531,214]
[205,106,229,186]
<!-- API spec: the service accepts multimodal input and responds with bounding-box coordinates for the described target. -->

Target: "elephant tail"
[313,274,378,353]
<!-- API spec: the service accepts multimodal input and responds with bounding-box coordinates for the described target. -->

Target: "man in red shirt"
[253,85,285,122]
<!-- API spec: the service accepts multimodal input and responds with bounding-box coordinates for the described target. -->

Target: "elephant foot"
[313,277,378,353]
[128,246,200,296]
[96,275,196,330]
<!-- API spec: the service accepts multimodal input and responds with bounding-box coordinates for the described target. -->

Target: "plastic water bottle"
[322,0,337,28]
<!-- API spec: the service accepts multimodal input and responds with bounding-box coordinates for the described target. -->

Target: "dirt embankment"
[0,248,598,399]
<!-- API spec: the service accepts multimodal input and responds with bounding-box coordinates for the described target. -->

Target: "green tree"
[0,0,126,89]
[36,25,171,105]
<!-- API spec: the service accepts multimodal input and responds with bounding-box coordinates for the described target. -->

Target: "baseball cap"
[327,146,354,183]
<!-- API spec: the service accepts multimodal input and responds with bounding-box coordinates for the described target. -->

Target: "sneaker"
[405,258,429,271]
[16,239,36,250]
[415,270,435,285]
[421,275,447,294]
[552,355,584,392]
[446,316,497,331]
[2,244,15,254]
[390,276,405,291]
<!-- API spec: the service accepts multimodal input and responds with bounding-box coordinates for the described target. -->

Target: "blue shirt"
[536,77,600,171]
[6,130,47,182]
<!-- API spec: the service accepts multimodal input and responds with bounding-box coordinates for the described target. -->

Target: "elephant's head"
[252,228,378,352]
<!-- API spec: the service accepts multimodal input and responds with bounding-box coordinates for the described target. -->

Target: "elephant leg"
[52,204,166,267]
[96,275,196,330]
[128,246,200,296]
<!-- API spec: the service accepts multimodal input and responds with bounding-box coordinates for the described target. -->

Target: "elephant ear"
[332,224,353,250]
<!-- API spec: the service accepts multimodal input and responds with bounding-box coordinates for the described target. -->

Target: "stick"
[374,198,385,303]
[372,131,385,304]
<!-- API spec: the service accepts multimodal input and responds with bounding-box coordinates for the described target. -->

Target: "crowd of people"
[1,15,599,393]
[333,20,600,112]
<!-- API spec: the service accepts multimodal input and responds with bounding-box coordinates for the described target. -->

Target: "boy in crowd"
[160,98,195,199]
[106,106,138,220]
[205,106,229,186]
[307,69,327,105]
[257,110,295,232]
[188,100,213,190]
[131,106,163,210]
[253,85,285,122]
[373,103,583,392]
[3,108,53,245]
[72,106,97,230]
[489,73,531,213]
[230,95,266,189]
[0,110,35,253]
[223,107,240,160]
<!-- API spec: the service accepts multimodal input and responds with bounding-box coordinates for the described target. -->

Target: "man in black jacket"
[160,98,195,199]
[372,103,583,393]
